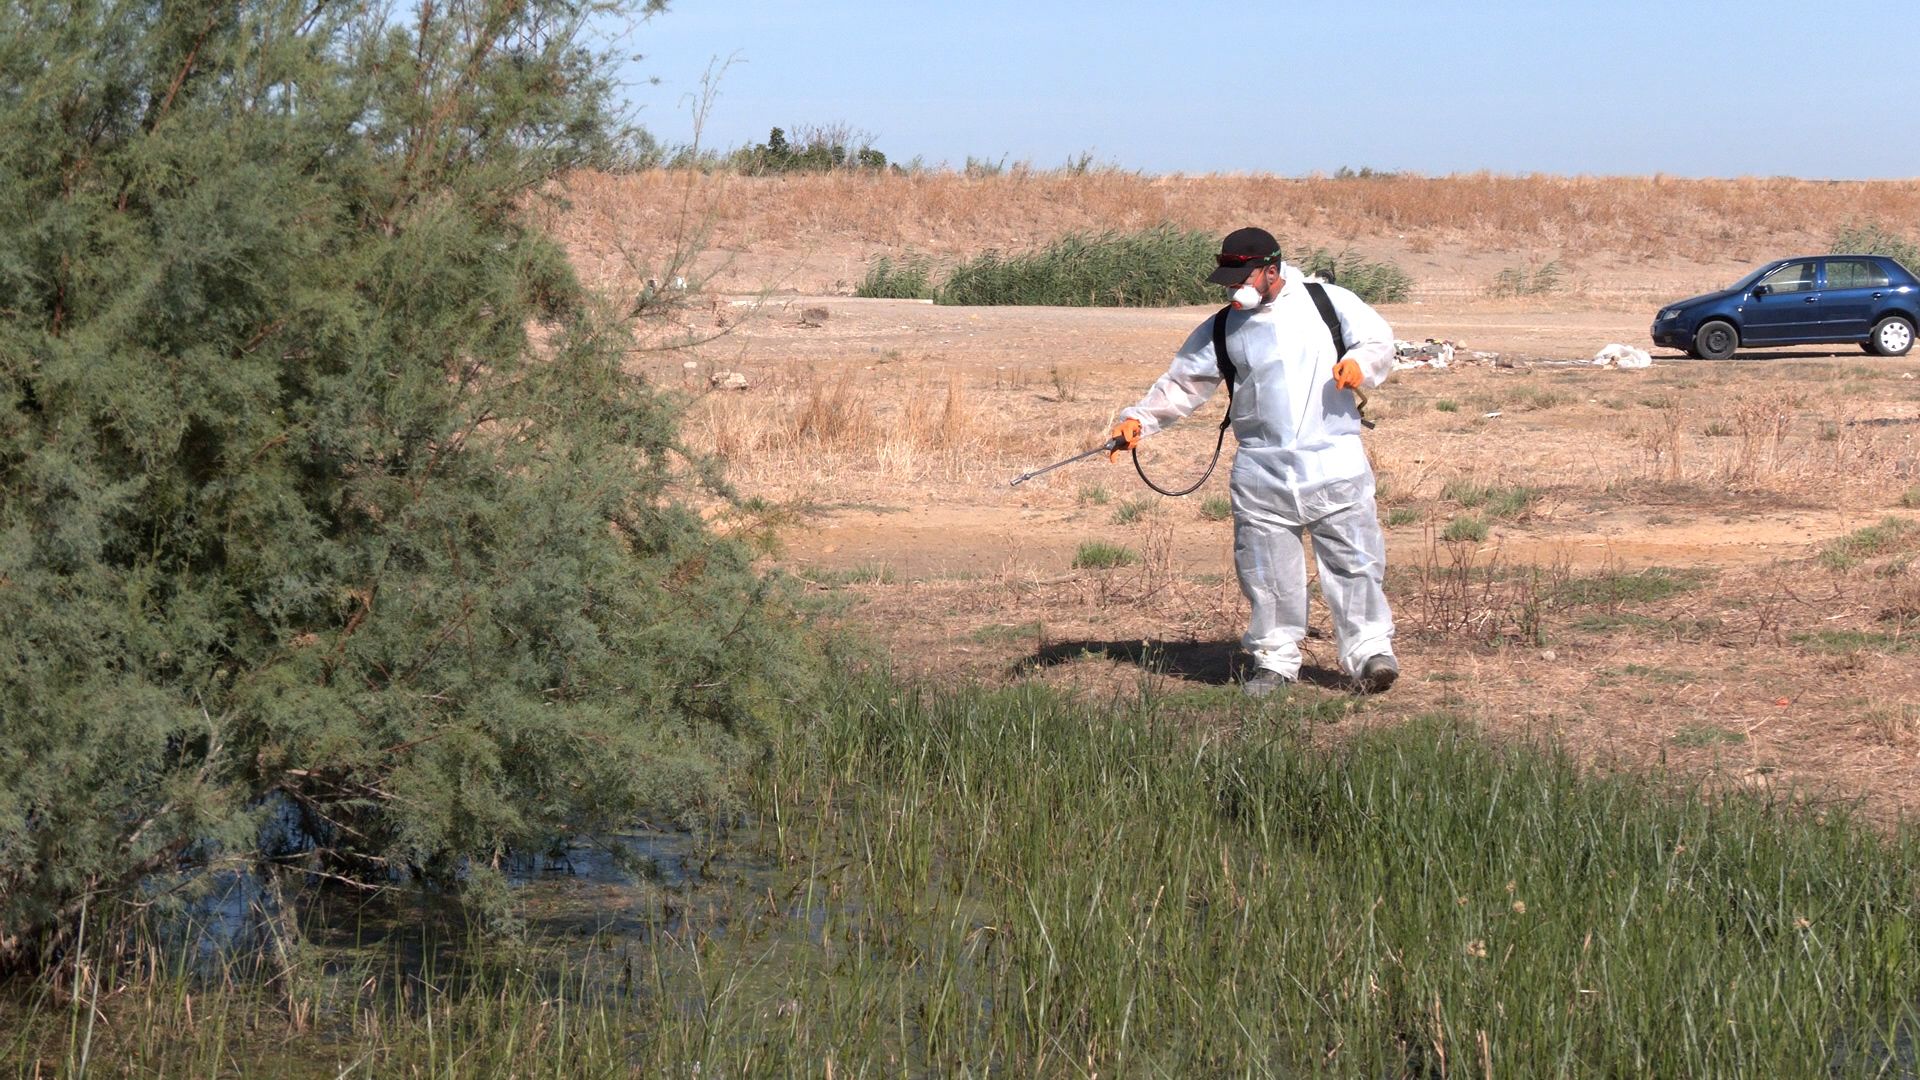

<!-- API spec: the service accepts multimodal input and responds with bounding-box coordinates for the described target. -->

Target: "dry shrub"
[1402,532,1564,646]
[1723,391,1796,480]
[685,369,992,492]
[1634,406,1686,483]
[1613,383,1912,506]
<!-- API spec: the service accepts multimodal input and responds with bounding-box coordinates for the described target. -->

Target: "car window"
[1825,259,1892,289]
[1759,261,1818,293]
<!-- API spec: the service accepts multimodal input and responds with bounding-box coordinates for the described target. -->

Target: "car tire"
[1693,320,1738,361]
[1869,315,1914,357]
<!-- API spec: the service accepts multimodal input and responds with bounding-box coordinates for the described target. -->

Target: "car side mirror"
[1751,283,1772,297]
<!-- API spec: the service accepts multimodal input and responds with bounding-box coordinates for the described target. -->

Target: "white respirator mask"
[1230,284,1264,310]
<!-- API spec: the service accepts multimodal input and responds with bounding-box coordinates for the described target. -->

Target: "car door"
[1818,257,1892,340]
[1742,259,1820,343]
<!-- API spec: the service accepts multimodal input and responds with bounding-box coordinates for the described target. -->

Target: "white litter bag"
[1592,343,1652,369]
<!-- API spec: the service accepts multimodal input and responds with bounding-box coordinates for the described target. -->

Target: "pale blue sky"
[609,1,1915,178]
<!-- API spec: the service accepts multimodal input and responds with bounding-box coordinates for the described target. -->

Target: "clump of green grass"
[969,621,1044,644]
[1078,483,1110,506]
[1903,486,1920,510]
[1073,541,1138,569]
[1792,629,1917,654]
[1111,497,1157,525]
[1554,567,1706,607]
[1199,494,1232,521]
[1442,480,1541,520]
[1704,420,1733,437]
[1433,398,1459,413]
[1818,516,1919,571]
[1384,506,1420,527]
[807,563,897,586]
[1671,723,1746,748]
[1488,260,1563,298]
[855,252,936,299]
[1442,514,1489,542]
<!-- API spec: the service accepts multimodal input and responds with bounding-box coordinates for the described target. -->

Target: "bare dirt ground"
[562,172,1920,823]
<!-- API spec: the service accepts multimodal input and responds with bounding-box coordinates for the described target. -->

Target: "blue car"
[1650,254,1918,360]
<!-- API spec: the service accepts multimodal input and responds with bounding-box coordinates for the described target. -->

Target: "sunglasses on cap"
[1215,251,1280,267]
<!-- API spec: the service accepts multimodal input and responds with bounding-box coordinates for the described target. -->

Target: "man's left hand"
[1332,358,1363,391]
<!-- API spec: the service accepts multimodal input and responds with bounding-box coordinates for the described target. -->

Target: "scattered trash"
[1592,343,1653,369]
[1483,411,1503,419]
[709,371,749,391]
[1472,350,1501,363]
[1393,338,1455,370]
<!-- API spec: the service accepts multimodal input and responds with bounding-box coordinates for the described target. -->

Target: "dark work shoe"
[1354,654,1399,694]
[1243,668,1295,699]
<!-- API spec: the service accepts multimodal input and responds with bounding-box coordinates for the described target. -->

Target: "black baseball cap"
[1206,227,1282,285]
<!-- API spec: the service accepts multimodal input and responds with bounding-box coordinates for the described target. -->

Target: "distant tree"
[0,0,821,973]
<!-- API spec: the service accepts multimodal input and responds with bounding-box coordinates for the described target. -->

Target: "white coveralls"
[1120,265,1397,679]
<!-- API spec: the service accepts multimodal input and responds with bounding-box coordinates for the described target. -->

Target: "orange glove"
[1107,417,1142,461]
[1332,358,1363,391]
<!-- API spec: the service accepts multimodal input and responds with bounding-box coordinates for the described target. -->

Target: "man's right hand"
[1107,417,1142,461]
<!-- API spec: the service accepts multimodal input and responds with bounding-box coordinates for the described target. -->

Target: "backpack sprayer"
[1007,284,1370,494]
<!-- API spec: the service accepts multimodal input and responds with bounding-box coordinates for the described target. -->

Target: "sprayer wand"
[1008,437,1128,488]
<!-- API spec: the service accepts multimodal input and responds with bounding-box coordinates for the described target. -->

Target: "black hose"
[1129,424,1230,498]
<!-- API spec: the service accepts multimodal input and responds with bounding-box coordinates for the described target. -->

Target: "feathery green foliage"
[0,0,820,972]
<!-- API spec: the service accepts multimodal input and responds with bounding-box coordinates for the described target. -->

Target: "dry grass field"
[557,170,1920,823]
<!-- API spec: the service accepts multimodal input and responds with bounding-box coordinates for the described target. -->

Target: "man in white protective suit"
[1105,227,1399,697]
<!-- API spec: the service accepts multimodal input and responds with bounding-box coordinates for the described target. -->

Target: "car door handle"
[1873,292,1885,299]
[1804,296,1818,303]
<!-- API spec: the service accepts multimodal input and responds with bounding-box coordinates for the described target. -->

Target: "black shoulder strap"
[1304,281,1348,359]
[1210,305,1235,432]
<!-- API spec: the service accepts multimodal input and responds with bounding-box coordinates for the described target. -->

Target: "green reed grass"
[932,229,1414,307]
[855,252,936,299]
[727,682,1920,1075]
[14,679,1920,1076]
[935,226,1220,307]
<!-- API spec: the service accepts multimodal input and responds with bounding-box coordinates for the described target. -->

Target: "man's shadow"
[1013,638,1350,690]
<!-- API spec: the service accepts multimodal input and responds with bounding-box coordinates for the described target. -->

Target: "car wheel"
[1693,320,1738,360]
[1870,315,1914,357]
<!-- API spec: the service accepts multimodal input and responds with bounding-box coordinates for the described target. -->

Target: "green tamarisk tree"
[0,0,820,972]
